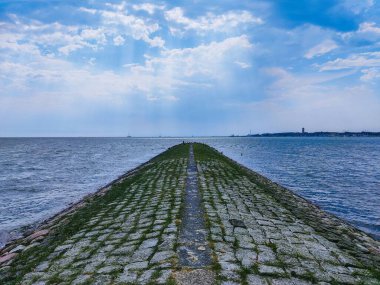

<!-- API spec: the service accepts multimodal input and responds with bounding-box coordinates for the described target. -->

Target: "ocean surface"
[0,137,379,246]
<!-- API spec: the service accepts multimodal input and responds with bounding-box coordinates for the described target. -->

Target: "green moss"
[4,142,380,284]
[368,268,380,280]
[192,143,380,282]
[265,241,278,253]
[165,277,177,285]
[299,271,317,284]
[238,267,251,285]
[252,263,259,275]
[1,144,189,285]
[46,274,64,284]
[233,238,240,250]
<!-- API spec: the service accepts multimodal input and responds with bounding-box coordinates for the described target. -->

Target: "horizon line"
[1,130,380,139]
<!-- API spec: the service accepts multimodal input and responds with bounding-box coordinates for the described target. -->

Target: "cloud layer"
[0,0,379,136]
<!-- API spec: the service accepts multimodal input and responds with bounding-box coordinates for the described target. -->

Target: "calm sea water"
[0,137,379,246]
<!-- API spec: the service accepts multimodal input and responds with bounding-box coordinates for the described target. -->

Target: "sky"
[0,0,380,136]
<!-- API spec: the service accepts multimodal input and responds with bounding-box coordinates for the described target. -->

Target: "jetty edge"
[0,143,377,284]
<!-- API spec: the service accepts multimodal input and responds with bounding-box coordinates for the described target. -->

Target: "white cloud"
[1,3,166,58]
[113,35,125,46]
[341,22,380,43]
[319,52,380,71]
[145,36,165,48]
[0,18,106,56]
[358,22,380,35]
[340,0,374,14]
[81,28,106,44]
[0,33,40,55]
[361,68,380,81]
[246,67,380,132]
[80,4,164,48]
[78,7,97,14]
[165,7,262,34]
[0,5,256,135]
[88,57,96,65]
[0,35,253,106]
[0,53,140,107]
[132,3,165,15]
[58,44,85,55]
[136,35,253,79]
[264,67,354,95]
[1,2,379,136]
[304,39,338,59]
[234,61,251,69]
[105,2,126,12]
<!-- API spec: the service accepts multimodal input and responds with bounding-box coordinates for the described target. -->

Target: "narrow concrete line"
[178,144,212,268]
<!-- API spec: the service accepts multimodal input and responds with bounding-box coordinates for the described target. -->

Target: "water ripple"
[0,137,379,246]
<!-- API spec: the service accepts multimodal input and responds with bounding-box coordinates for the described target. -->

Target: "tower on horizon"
[302,127,305,134]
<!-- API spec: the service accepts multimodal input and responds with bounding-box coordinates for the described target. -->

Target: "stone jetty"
[0,143,379,285]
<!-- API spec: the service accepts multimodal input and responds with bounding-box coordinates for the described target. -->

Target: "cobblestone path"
[0,144,189,284]
[1,143,379,285]
[176,145,214,285]
[178,145,212,268]
[194,144,380,285]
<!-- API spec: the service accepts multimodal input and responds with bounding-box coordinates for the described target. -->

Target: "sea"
[0,137,379,247]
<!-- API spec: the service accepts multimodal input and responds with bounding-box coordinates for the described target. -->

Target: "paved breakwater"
[178,145,213,268]
[0,143,379,285]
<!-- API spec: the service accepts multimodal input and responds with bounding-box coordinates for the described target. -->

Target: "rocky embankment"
[0,143,379,285]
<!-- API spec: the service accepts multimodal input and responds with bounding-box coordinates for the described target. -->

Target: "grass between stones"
[192,143,380,284]
[2,142,380,285]
[0,143,189,285]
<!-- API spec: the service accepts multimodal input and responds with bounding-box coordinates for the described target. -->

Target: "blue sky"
[0,0,379,136]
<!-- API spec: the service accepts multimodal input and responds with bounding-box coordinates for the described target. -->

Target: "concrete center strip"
[178,144,212,268]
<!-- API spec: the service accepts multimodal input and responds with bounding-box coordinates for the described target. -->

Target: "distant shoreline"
[242,131,380,137]
[1,132,380,138]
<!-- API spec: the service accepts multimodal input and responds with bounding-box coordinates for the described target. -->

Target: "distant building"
[302,128,305,134]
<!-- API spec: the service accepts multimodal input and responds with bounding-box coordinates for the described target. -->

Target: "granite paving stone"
[194,143,380,284]
[0,145,188,284]
[1,143,379,285]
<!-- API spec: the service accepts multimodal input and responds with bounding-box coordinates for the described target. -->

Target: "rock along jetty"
[0,143,379,285]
